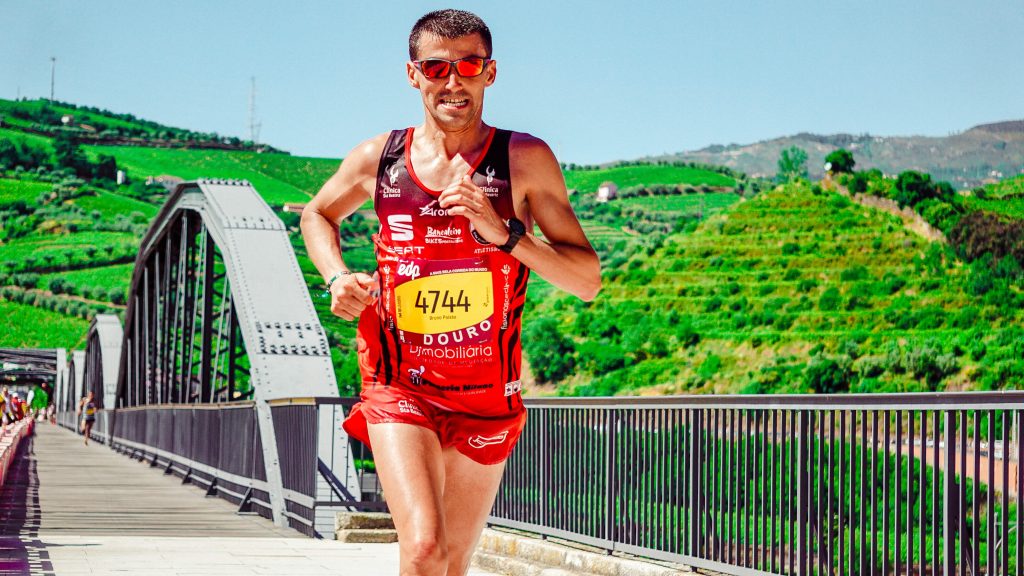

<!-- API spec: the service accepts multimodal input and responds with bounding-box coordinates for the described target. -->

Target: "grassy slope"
[544,182,1023,395]
[84,145,339,205]
[0,126,53,149]
[564,165,735,193]
[0,299,89,349]
[37,263,135,294]
[69,190,159,218]
[0,177,50,207]
[0,231,137,263]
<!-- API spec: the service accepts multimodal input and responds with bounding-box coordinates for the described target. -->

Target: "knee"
[402,534,448,573]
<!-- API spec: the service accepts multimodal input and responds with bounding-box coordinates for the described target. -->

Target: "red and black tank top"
[355,127,530,416]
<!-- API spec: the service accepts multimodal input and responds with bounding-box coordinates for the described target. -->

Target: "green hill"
[564,164,735,193]
[533,182,1024,395]
[84,145,339,204]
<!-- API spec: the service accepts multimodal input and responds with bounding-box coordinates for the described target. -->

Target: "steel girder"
[83,315,123,411]
[67,350,85,413]
[112,179,340,527]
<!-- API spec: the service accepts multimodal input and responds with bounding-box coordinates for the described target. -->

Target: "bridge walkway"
[0,424,498,575]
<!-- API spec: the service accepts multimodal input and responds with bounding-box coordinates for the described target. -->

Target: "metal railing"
[491,393,1024,576]
[56,398,376,538]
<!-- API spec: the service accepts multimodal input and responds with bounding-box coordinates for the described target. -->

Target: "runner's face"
[407,33,495,131]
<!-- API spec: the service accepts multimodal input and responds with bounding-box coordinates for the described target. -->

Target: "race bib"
[393,257,493,346]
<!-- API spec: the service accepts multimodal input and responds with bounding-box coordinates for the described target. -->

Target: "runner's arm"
[509,134,601,301]
[301,135,388,320]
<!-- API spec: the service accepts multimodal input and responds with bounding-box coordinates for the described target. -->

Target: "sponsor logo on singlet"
[468,430,509,449]
[407,343,495,361]
[381,162,402,198]
[480,165,500,197]
[407,365,426,386]
[426,225,463,244]
[504,380,523,396]
[397,261,421,280]
[500,264,512,329]
[387,214,414,241]
[419,200,450,217]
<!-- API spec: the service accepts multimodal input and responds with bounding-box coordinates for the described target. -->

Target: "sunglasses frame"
[413,56,492,79]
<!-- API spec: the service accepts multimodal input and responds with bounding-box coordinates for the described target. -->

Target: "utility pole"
[50,57,56,101]
[248,76,261,149]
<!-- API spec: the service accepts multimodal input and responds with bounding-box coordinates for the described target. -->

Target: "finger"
[344,284,374,306]
[353,272,378,291]
[446,205,479,219]
[332,299,364,321]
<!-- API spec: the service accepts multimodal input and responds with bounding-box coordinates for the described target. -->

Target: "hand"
[329,271,379,321]
[438,175,510,245]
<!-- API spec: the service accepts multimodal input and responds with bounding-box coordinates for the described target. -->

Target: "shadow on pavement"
[0,436,55,576]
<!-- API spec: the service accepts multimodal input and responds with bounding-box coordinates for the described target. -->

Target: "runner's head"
[409,9,492,60]
[407,9,495,131]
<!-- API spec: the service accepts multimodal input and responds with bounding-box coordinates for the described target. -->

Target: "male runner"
[301,9,600,576]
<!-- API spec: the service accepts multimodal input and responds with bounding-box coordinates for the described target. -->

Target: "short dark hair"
[409,9,492,60]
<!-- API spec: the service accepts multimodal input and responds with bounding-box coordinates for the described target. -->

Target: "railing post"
[944,410,955,576]
[540,408,549,530]
[605,408,618,547]
[797,410,809,576]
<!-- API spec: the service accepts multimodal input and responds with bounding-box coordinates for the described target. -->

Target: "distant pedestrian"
[78,391,97,445]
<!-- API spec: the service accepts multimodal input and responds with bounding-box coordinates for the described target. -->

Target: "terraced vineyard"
[0,177,50,207]
[618,192,742,216]
[83,145,339,205]
[0,299,89,349]
[564,164,736,192]
[537,183,1024,396]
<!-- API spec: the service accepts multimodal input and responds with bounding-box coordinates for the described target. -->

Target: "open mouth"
[440,97,469,110]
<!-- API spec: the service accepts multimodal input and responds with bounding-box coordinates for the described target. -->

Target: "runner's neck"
[414,120,492,160]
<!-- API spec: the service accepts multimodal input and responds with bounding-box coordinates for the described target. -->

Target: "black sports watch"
[497,218,526,253]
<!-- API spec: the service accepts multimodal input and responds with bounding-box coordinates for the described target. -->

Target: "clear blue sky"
[3,1,1022,164]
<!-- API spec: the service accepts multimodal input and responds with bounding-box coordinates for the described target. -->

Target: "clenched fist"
[329,271,379,321]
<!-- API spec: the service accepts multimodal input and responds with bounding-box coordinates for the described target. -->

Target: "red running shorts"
[343,385,527,466]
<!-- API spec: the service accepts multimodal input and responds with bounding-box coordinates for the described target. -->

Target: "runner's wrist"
[322,269,351,298]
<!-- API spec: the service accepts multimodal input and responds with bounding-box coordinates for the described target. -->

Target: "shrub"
[818,287,842,311]
[523,317,576,383]
[797,278,819,293]
[804,355,852,394]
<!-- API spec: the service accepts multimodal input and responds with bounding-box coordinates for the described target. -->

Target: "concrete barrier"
[0,419,34,488]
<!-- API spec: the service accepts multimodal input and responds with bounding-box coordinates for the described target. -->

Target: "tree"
[893,170,952,208]
[523,317,576,383]
[825,149,855,173]
[52,133,90,178]
[777,146,808,182]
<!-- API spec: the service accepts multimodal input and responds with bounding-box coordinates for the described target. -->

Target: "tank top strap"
[470,129,515,216]
[375,129,409,204]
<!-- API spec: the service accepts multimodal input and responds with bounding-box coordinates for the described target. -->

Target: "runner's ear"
[407,61,420,89]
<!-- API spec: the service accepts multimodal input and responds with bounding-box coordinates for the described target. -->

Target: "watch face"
[507,218,526,235]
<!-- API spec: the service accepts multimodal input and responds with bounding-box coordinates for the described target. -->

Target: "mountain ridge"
[646,120,1024,188]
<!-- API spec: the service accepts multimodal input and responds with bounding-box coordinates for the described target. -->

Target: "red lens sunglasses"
[414,56,491,79]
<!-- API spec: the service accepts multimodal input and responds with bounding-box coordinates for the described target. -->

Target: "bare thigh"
[367,423,447,573]
[442,448,507,576]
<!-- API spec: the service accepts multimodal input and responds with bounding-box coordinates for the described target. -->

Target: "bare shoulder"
[509,131,557,165]
[508,131,563,190]
[339,132,391,176]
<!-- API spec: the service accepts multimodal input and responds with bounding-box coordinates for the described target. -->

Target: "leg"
[368,422,448,576]
[441,449,507,576]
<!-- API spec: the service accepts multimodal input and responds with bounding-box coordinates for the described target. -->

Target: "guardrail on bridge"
[57,398,382,538]
[493,392,1024,576]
